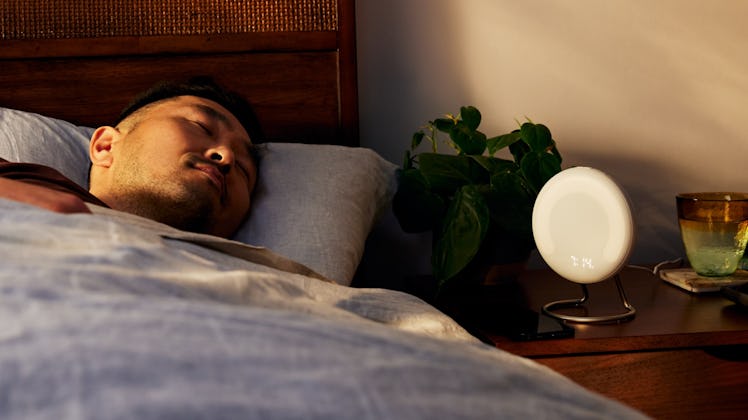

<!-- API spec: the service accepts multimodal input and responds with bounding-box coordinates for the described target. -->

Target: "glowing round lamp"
[532,167,636,323]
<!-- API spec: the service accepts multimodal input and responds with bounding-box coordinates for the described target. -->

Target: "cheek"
[119,137,182,172]
[230,182,252,215]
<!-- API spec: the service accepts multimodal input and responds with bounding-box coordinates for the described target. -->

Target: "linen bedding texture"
[0,199,647,419]
[0,108,648,419]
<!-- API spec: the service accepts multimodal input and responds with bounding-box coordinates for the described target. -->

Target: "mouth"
[195,163,226,201]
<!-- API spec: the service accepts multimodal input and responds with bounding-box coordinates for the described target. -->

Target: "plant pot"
[433,260,532,324]
[481,259,530,285]
[458,230,534,286]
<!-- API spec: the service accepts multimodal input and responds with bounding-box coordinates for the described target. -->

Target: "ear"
[89,126,119,168]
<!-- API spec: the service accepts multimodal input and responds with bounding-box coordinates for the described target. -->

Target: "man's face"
[97,96,257,238]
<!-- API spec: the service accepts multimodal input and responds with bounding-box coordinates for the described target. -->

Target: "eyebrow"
[191,103,232,129]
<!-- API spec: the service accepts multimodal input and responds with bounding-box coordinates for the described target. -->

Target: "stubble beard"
[121,188,216,234]
[111,167,218,234]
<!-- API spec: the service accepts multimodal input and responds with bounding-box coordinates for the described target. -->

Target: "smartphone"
[506,309,575,341]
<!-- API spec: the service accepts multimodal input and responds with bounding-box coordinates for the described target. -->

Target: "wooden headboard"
[0,0,358,146]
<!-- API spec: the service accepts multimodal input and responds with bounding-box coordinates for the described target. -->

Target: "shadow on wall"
[564,150,686,266]
[355,0,473,164]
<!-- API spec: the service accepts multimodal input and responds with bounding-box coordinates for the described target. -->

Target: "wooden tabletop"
[450,266,748,357]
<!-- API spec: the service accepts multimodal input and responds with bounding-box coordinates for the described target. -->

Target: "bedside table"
[447,266,748,419]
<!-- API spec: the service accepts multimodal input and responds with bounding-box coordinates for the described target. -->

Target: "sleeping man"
[0,77,262,239]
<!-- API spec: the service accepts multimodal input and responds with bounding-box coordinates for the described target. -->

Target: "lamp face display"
[532,167,634,284]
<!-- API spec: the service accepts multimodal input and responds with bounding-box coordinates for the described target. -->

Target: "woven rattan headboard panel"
[1,0,338,39]
[0,0,357,146]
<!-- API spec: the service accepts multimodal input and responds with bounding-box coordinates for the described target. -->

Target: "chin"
[165,198,216,234]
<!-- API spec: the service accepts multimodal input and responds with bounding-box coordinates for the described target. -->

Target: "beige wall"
[356,0,748,267]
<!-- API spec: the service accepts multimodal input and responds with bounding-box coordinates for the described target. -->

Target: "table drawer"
[534,346,748,419]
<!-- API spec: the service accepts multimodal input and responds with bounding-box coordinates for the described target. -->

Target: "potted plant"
[393,106,563,295]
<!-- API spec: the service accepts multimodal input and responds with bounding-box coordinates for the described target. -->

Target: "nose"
[207,146,234,174]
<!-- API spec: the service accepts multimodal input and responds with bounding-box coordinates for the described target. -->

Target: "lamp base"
[542,274,636,323]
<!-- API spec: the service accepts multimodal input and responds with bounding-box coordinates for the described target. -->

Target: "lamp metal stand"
[542,274,636,323]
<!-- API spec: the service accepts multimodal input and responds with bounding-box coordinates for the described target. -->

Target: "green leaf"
[449,123,486,155]
[392,168,446,233]
[402,150,412,169]
[433,118,455,133]
[520,122,553,151]
[411,131,425,151]
[418,153,488,193]
[432,185,490,285]
[488,171,534,234]
[460,106,481,131]
[550,144,563,165]
[519,151,562,193]
[486,131,522,155]
[469,155,517,174]
[509,136,530,162]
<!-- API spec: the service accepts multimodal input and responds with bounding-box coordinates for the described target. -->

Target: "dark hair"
[116,76,265,145]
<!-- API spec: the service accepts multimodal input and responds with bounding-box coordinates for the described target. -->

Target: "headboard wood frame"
[0,0,358,146]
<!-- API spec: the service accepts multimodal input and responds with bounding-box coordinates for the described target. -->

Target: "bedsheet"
[0,199,646,419]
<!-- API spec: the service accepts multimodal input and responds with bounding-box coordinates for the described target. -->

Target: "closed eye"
[190,119,212,136]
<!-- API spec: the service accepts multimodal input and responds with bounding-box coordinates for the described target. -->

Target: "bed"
[0,1,646,418]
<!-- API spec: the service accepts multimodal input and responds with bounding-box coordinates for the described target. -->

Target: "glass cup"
[677,192,748,277]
